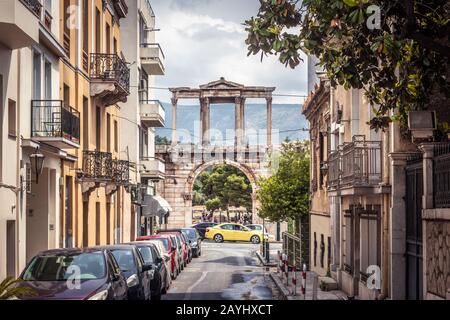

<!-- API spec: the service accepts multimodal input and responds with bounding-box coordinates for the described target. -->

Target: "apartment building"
[302,79,332,277]
[0,0,131,280]
[120,0,169,237]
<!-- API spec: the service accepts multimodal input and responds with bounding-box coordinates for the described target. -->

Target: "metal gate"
[405,155,423,300]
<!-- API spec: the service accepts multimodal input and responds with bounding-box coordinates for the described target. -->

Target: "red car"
[158,231,189,268]
[136,235,180,279]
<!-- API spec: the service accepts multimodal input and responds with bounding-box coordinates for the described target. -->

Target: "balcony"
[327,136,384,195]
[138,0,155,26]
[31,100,80,149]
[0,0,40,49]
[140,43,165,75]
[140,157,166,180]
[90,53,130,105]
[113,159,130,186]
[82,151,113,182]
[140,100,165,128]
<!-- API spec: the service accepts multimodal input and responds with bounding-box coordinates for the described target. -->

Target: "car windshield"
[111,249,136,272]
[22,252,106,281]
[182,229,197,241]
[137,246,154,264]
[151,238,169,252]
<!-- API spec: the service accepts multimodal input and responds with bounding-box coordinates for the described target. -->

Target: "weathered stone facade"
[426,220,450,298]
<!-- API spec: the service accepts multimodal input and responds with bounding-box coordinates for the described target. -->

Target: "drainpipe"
[15,48,22,277]
[378,128,390,300]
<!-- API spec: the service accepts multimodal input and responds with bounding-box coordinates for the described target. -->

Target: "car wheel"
[214,234,224,243]
[251,235,261,244]
[152,288,162,301]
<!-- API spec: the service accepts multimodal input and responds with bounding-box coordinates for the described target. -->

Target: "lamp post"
[30,147,45,184]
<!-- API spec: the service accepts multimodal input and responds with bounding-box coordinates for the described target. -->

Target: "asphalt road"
[163,241,282,300]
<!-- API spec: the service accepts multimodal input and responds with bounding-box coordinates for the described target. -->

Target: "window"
[63,84,70,107]
[96,107,101,151]
[360,207,380,277]
[114,120,118,152]
[63,0,70,56]
[83,97,89,149]
[111,249,137,272]
[320,234,325,268]
[113,38,118,55]
[44,61,52,100]
[8,99,16,138]
[82,0,88,53]
[107,113,111,152]
[319,132,325,186]
[95,8,101,53]
[138,246,154,265]
[33,51,42,99]
[106,23,111,54]
[221,224,234,230]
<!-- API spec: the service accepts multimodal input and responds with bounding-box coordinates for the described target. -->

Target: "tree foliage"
[245,0,450,129]
[257,141,310,222]
[193,165,253,212]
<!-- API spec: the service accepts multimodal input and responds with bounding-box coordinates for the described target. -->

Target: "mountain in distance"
[156,102,309,145]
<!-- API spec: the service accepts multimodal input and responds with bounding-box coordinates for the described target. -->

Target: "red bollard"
[301,264,307,297]
[292,265,297,296]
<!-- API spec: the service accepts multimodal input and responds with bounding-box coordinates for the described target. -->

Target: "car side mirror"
[156,257,163,264]
[143,264,153,272]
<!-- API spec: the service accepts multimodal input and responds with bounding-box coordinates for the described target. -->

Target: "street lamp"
[30,147,45,184]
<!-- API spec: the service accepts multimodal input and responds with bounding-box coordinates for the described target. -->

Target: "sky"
[151,0,309,105]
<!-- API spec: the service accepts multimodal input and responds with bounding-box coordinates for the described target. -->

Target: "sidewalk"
[269,270,347,300]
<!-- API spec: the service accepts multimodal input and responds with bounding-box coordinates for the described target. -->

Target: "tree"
[193,165,253,219]
[155,135,171,145]
[257,140,310,225]
[245,0,450,130]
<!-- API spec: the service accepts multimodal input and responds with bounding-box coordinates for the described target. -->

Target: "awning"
[141,195,172,219]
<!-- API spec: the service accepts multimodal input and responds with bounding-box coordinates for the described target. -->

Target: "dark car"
[164,228,202,258]
[182,228,202,258]
[136,235,180,280]
[130,241,169,300]
[17,248,128,300]
[192,222,218,239]
[98,245,153,301]
[159,231,188,268]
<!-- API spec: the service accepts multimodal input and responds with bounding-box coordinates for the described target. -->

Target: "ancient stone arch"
[156,78,285,236]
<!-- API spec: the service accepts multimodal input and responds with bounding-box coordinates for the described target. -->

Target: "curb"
[269,272,299,300]
[255,251,278,267]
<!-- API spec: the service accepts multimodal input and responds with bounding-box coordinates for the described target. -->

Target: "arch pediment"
[199,77,244,90]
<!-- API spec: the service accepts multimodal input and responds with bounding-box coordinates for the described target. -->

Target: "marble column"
[171,98,178,146]
[388,152,410,300]
[235,97,245,147]
[200,98,210,146]
[266,97,273,147]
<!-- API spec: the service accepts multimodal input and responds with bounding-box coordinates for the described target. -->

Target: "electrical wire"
[130,86,308,98]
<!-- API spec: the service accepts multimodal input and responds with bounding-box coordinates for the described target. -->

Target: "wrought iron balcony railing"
[328,136,382,189]
[31,100,80,144]
[20,0,42,17]
[113,159,130,185]
[328,150,341,188]
[433,142,450,208]
[83,151,113,181]
[90,53,130,93]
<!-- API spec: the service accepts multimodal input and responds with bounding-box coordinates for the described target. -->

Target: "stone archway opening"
[189,162,257,225]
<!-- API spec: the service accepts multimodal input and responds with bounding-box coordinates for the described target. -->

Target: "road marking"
[184,271,208,300]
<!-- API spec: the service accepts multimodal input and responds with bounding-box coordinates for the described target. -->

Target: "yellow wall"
[58,0,130,248]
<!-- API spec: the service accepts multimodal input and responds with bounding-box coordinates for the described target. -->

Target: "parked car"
[246,224,274,240]
[17,248,128,300]
[192,222,217,239]
[129,242,169,300]
[158,231,189,268]
[136,235,180,280]
[180,232,193,262]
[205,223,267,244]
[181,228,202,257]
[144,239,172,291]
[99,245,153,301]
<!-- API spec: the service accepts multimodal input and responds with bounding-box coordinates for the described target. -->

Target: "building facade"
[302,79,332,277]
[120,0,169,237]
[0,0,132,280]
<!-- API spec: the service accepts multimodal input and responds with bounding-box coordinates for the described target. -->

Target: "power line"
[129,86,308,99]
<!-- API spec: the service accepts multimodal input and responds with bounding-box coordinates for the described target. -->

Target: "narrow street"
[164,242,282,300]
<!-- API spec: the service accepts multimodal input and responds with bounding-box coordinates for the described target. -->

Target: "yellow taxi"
[205,223,267,244]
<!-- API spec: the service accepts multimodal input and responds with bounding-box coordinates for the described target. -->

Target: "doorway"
[6,220,16,277]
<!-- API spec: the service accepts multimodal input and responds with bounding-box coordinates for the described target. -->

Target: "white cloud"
[151,0,308,105]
